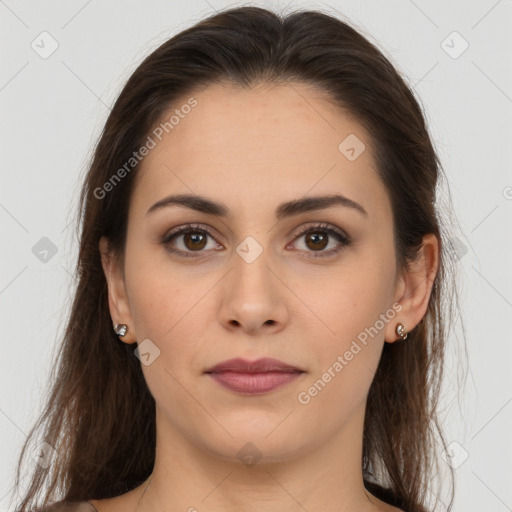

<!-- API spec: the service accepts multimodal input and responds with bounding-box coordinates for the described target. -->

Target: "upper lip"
[205,357,304,374]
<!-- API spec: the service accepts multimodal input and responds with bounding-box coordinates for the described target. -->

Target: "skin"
[95,81,438,512]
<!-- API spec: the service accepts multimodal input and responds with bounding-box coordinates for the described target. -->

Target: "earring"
[395,322,408,340]
[114,323,128,337]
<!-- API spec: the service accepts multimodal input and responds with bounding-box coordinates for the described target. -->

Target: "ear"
[385,233,439,343]
[99,236,137,344]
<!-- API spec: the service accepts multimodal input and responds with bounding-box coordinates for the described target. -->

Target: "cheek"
[124,250,216,375]
[125,263,207,412]
[298,259,394,399]
[124,241,194,338]
[296,282,389,431]
[126,273,176,341]
[298,264,391,345]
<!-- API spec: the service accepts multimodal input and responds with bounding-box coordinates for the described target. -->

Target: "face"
[102,81,410,463]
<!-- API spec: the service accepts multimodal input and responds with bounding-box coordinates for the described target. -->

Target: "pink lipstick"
[205,357,305,394]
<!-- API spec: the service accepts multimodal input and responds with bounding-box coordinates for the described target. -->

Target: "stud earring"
[114,323,128,337]
[395,322,408,340]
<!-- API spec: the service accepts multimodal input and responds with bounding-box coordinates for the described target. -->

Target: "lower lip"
[207,371,303,394]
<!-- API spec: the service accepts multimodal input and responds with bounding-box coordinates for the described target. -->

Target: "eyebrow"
[146,193,368,220]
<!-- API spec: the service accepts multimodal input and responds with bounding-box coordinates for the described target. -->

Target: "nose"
[218,247,289,335]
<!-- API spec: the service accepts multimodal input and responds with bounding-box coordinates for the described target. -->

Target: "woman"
[13,6,461,512]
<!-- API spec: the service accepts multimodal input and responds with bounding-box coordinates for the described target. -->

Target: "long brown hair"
[12,6,463,511]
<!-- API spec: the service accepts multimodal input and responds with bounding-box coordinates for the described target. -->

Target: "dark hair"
[12,6,463,512]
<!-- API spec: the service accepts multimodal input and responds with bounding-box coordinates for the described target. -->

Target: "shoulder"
[34,501,98,512]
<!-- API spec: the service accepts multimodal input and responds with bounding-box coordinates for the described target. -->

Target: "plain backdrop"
[1,1,511,511]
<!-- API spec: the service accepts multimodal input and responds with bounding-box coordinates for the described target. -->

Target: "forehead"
[131,81,390,223]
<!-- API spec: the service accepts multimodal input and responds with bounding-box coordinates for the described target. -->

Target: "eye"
[160,222,351,259]
[160,224,221,258]
[288,222,351,259]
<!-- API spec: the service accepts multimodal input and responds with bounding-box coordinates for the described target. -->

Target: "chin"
[197,421,309,464]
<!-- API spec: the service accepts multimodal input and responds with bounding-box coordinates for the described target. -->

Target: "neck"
[132,403,388,512]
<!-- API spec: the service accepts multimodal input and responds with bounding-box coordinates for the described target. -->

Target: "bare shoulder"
[88,494,137,512]
[87,479,150,512]
[382,503,405,512]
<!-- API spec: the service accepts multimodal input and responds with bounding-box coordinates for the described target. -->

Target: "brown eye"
[161,222,350,260]
[182,231,208,251]
[304,232,329,251]
[161,224,220,258]
[290,223,351,259]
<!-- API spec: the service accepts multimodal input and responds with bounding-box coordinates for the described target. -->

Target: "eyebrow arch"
[146,193,368,219]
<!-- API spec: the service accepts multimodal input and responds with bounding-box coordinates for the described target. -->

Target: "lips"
[205,357,305,394]
[205,357,304,374]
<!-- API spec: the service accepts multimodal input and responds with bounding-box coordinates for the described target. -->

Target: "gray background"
[1,0,511,511]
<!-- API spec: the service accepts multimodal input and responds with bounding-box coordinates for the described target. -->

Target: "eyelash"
[160,222,351,259]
